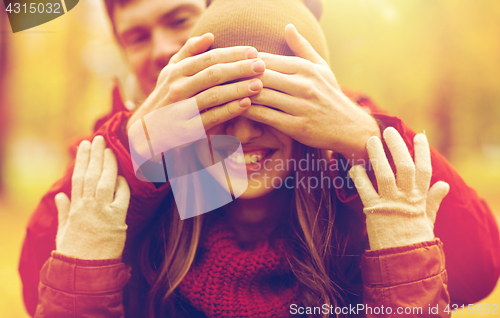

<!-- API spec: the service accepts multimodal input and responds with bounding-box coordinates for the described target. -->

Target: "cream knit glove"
[55,136,131,260]
[348,127,450,250]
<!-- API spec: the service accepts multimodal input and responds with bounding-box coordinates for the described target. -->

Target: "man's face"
[114,0,206,95]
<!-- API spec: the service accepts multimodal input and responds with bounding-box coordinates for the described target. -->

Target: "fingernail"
[239,98,251,108]
[246,47,258,59]
[252,60,265,73]
[249,80,262,92]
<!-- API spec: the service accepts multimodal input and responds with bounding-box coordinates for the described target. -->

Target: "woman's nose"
[224,117,263,144]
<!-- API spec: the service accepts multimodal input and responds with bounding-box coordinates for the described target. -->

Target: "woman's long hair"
[140,143,365,318]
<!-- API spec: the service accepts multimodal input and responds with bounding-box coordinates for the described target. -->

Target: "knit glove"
[55,136,131,260]
[348,127,450,250]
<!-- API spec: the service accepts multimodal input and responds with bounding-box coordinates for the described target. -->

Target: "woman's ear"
[302,0,324,20]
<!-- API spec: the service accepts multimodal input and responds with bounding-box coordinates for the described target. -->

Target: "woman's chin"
[210,175,279,200]
[233,176,281,199]
[236,186,275,199]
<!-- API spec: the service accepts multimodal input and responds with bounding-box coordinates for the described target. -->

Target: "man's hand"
[55,136,130,260]
[127,33,265,132]
[348,127,450,250]
[241,24,380,161]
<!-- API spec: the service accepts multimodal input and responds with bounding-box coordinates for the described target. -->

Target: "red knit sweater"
[35,225,450,318]
[178,220,300,317]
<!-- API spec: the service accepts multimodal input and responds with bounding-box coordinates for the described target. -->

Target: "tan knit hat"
[190,0,329,63]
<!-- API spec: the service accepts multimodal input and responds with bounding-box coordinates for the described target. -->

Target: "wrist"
[365,211,434,250]
[126,111,141,131]
[338,112,381,163]
[56,229,127,260]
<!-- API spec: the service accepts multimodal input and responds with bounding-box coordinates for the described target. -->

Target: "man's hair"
[103,0,212,24]
[103,0,129,22]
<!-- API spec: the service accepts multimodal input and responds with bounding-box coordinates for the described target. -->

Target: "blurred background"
[0,0,499,316]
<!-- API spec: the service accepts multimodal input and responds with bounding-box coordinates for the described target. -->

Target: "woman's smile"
[196,116,295,199]
[225,145,278,173]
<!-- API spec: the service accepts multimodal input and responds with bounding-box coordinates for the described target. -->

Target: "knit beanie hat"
[190,0,330,63]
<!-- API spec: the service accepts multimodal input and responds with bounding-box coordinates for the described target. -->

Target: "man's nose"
[151,29,183,70]
[224,117,263,144]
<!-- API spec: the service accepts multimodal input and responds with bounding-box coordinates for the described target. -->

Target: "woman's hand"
[348,127,450,250]
[55,136,131,260]
[241,24,380,161]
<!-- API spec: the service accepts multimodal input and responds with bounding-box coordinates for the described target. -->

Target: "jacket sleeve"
[362,239,450,318]
[19,110,172,316]
[34,252,131,318]
[337,91,500,305]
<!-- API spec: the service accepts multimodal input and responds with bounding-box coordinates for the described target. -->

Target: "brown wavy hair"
[139,142,365,318]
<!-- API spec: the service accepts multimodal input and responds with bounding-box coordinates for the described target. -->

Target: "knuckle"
[302,84,316,99]
[158,66,171,82]
[165,65,179,80]
[207,66,223,84]
[298,118,310,134]
[235,81,246,96]
[255,107,267,121]
[240,61,248,75]
[226,103,235,116]
[203,52,217,66]
[252,89,263,102]
[233,47,245,60]
[167,84,182,102]
[303,60,315,72]
[157,71,167,84]
[206,89,220,106]
[207,110,220,125]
